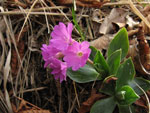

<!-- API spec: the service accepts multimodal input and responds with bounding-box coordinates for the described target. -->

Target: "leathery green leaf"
[107,27,129,60]
[90,97,116,113]
[116,58,135,90]
[116,85,140,105]
[107,49,121,75]
[94,51,109,78]
[129,77,150,95]
[67,64,101,83]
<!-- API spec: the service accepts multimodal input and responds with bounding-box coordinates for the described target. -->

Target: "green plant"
[67,28,150,113]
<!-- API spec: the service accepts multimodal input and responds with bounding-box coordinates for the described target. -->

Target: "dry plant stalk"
[57,0,107,7]
[141,15,150,35]
[11,26,27,76]
[128,0,150,29]
[137,27,150,72]
[79,89,105,113]
[12,97,51,113]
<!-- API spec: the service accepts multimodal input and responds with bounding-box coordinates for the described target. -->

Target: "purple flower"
[41,22,92,83]
[49,58,67,83]
[41,44,62,68]
[50,22,74,51]
[63,41,91,71]
[41,44,60,61]
[41,44,67,83]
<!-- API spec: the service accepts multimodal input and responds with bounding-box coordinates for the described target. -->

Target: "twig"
[0,11,89,17]
[17,0,39,42]
[128,0,150,29]
[73,81,80,108]
[134,81,150,113]
[18,87,47,94]
[103,1,150,6]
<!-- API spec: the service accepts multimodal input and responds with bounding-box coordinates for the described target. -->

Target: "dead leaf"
[12,97,52,113]
[128,29,139,37]
[127,39,148,75]
[135,91,150,111]
[141,5,150,17]
[137,27,150,72]
[56,0,108,7]
[7,0,27,8]
[92,9,101,23]
[128,27,150,75]
[127,39,138,58]
[79,89,105,113]
[99,8,127,34]
[90,34,113,51]
[135,96,148,109]
[11,26,27,76]
[141,15,150,35]
[139,5,150,35]
[126,15,139,29]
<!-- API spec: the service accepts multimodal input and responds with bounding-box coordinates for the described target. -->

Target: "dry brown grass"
[0,0,150,113]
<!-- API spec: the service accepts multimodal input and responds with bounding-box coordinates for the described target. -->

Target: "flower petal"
[64,41,91,71]
[67,23,73,37]
[50,38,69,51]
[80,41,90,51]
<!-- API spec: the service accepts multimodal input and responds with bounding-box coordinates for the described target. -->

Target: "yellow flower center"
[77,52,83,57]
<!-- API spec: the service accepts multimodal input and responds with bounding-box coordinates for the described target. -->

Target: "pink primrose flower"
[63,41,91,71]
[41,44,60,61]
[41,22,91,83]
[49,58,67,83]
[50,22,74,51]
[41,44,63,68]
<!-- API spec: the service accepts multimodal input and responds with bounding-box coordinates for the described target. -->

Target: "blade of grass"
[72,7,85,41]
[4,50,13,113]
[134,81,150,113]
[0,31,5,71]
[17,0,39,42]
[0,91,9,113]
[128,0,150,29]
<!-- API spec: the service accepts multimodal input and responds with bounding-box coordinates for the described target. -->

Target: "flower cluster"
[41,22,91,83]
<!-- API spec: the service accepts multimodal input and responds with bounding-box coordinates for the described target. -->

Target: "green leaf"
[116,58,135,90]
[72,8,85,41]
[107,49,121,75]
[118,105,135,113]
[100,76,116,96]
[107,27,129,60]
[89,46,98,61]
[129,77,150,95]
[67,64,101,83]
[116,85,140,105]
[90,97,116,113]
[94,51,109,78]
